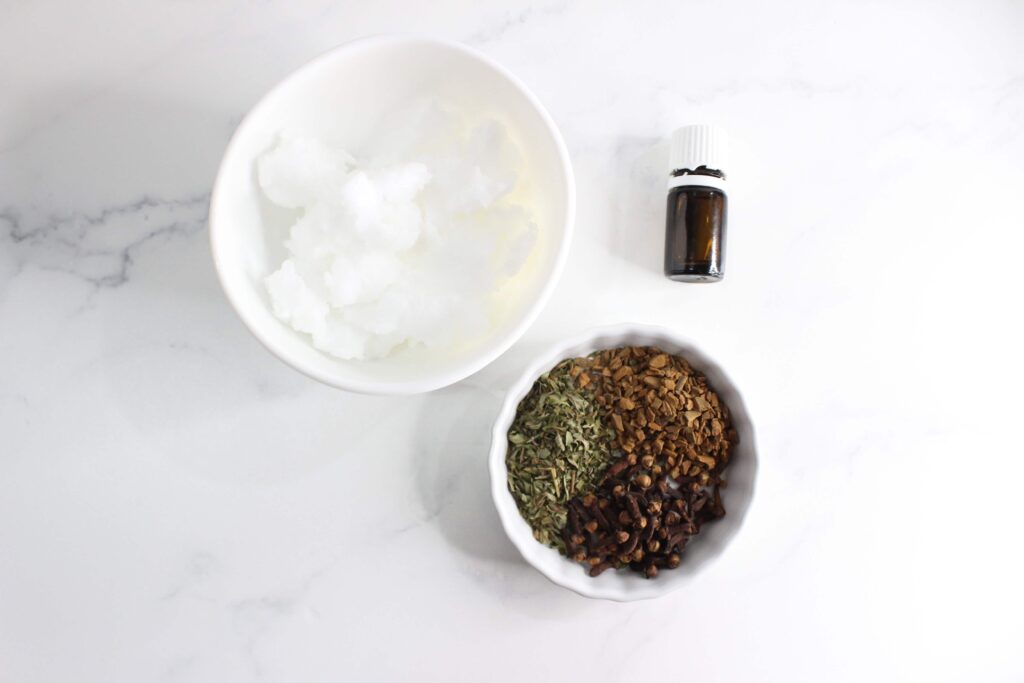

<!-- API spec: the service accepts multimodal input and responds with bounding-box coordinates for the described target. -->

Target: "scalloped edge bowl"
[488,324,758,601]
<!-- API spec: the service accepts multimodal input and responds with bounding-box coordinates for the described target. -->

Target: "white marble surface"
[2,1,1023,680]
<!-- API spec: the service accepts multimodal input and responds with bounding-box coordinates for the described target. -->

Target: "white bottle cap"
[670,125,728,178]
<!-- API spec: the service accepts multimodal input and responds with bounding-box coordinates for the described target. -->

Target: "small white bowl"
[489,324,758,601]
[209,35,574,394]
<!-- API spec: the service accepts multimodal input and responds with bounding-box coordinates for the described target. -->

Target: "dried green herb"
[506,359,615,552]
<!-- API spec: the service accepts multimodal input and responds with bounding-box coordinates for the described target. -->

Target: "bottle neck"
[667,173,727,192]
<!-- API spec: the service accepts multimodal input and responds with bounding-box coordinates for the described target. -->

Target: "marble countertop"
[2,1,1023,681]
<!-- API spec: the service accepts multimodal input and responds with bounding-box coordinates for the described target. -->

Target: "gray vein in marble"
[0,193,210,289]
[993,74,1024,115]
[161,551,219,603]
[227,562,334,680]
[658,77,861,108]
[463,1,569,46]
[386,511,438,541]
[158,550,339,681]
[163,655,197,682]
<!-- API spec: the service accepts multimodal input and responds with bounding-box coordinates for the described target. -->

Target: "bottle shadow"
[608,136,670,274]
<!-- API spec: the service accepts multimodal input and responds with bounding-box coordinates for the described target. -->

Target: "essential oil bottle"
[664,125,729,282]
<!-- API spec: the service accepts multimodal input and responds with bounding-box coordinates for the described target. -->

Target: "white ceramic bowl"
[210,35,574,394]
[489,324,758,601]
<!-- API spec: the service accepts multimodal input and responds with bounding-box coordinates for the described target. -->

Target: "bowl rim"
[209,34,576,395]
[488,323,758,601]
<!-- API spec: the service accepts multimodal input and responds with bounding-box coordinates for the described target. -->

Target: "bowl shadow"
[411,380,519,566]
[610,136,670,273]
[410,342,611,613]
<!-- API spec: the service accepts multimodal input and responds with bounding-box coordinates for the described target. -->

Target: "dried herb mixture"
[506,346,738,579]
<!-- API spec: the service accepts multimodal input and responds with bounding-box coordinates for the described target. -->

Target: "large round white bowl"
[489,324,758,601]
[210,35,575,394]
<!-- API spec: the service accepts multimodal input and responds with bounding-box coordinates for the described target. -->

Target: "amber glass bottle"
[664,125,728,282]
